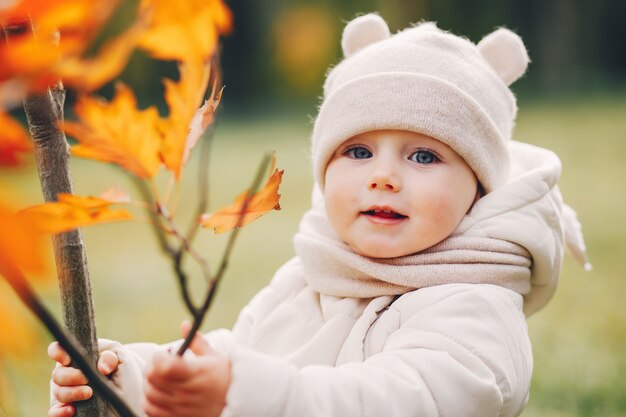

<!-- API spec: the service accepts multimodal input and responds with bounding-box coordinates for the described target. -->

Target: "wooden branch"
[23,85,107,417]
[0,261,141,417]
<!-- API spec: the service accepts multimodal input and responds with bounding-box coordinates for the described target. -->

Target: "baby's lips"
[361,208,408,219]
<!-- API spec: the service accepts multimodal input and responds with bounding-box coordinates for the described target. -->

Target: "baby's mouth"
[361,209,408,219]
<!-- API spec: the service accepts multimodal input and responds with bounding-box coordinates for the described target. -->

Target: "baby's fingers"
[52,365,88,386]
[48,403,75,417]
[51,384,93,404]
[48,342,71,366]
[97,350,119,376]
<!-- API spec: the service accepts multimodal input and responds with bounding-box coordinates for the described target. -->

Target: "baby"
[48,13,589,417]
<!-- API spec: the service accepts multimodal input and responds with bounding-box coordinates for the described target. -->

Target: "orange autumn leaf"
[0,0,119,44]
[0,111,31,166]
[201,159,283,233]
[19,190,133,234]
[56,186,131,209]
[0,199,47,279]
[55,10,149,92]
[64,83,163,178]
[160,61,211,178]
[137,0,232,62]
[0,0,140,100]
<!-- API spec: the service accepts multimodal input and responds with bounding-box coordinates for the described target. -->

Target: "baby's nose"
[368,173,401,192]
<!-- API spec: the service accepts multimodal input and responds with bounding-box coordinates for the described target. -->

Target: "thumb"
[180,320,213,356]
[97,350,119,376]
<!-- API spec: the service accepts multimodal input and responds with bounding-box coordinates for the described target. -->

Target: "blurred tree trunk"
[23,86,107,417]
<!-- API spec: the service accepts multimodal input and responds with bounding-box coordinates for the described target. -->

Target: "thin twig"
[131,176,199,316]
[131,177,175,255]
[185,122,214,244]
[186,56,221,245]
[161,212,213,286]
[177,152,273,355]
[0,262,140,417]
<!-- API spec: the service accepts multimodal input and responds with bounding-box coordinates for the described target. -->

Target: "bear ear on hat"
[478,28,529,86]
[342,13,391,57]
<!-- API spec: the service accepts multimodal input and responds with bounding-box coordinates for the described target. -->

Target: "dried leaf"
[64,83,163,178]
[184,81,223,165]
[98,185,131,204]
[201,157,283,233]
[0,111,32,166]
[159,60,210,178]
[137,0,232,62]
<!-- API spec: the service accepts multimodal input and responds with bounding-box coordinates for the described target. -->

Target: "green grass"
[1,95,626,416]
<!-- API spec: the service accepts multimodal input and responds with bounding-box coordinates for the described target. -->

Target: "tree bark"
[23,85,107,417]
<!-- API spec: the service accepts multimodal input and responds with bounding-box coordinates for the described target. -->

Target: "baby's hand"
[48,341,119,417]
[142,322,231,417]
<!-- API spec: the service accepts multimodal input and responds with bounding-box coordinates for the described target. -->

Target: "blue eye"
[410,150,439,164]
[345,146,372,159]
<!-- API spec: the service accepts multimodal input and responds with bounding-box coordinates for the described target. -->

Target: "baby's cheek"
[428,196,463,235]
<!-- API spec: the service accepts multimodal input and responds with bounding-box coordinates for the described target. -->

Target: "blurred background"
[1,0,626,416]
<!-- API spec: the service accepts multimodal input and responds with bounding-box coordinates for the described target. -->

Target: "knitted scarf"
[293,200,532,299]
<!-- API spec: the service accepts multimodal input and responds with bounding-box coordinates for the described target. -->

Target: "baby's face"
[324,130,478,258]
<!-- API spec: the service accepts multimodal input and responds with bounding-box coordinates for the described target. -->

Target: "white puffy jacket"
[98,141,588,417]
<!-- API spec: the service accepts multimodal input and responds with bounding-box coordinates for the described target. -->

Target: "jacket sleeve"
[221,284,532,417]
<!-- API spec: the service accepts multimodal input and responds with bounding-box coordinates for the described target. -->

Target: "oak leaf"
[64,83,163,178]
[137,0,232,62]
[0,111,31,166]
[19,189,133,234]
[201,157,283,233]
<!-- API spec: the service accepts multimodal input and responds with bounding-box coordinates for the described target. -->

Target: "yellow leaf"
[0,111,31,166]
[201,158,283,233]
[56,187,130,209]
[64,83,163,178]
[19,189,133,234]
[137,0,232,62]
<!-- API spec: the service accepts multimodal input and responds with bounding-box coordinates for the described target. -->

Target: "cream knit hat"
[311,14,530,193]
